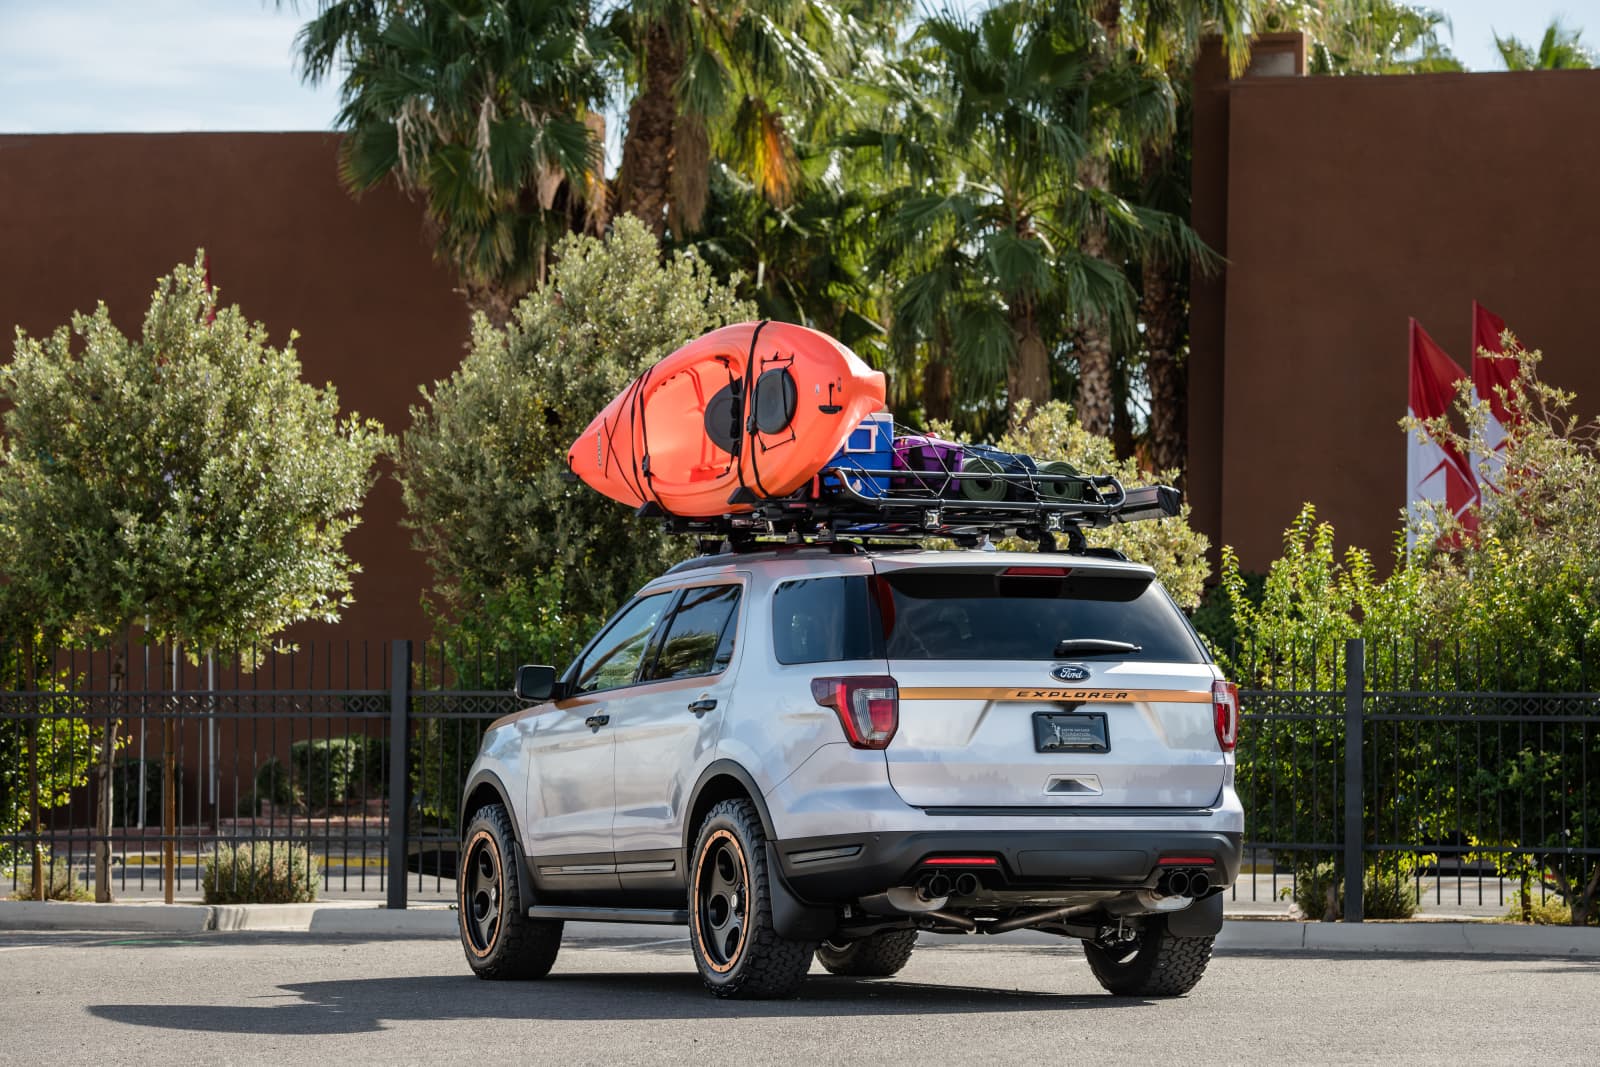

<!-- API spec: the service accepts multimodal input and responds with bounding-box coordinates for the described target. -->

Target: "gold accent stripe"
[899,687,1212,704]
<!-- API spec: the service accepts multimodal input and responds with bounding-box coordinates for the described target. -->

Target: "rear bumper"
[776,828,1244,902]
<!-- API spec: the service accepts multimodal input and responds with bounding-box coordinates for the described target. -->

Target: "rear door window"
[572,592,673,693]
[880,570,1205,664]
[643,584,743,680]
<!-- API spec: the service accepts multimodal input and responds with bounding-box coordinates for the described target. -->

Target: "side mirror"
[513,664,559,703]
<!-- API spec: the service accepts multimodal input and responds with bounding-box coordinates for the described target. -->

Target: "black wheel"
[688,798,817,998]
[816,930,918,977]
[458,803,562,980]
[1082,916,1214,997]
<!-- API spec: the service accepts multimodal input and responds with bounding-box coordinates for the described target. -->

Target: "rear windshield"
[881,570,1205,664]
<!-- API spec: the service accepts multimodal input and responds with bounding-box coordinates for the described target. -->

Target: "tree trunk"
[460,281,517,330]
[1008,297,1051,419]
[28,714,42,900]
[162,645,176,905]
[94,653,125,903]
[1574,865,1600,926]
[1074,320,1116,436]
[617,23,684,239]
[1142,252,1187,478]
[1076,153,1117,438]
[922,358,953,424]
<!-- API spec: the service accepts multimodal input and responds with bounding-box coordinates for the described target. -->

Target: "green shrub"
[201,843,319,904]
[250,758,294,813]
[11,856,91,901]
[111,758,183,828]
[1363,870,1421,920]
[289,735,385,811]
[1501,896,1578,925]
[1285,860,1420,921]
[241,738,385,815]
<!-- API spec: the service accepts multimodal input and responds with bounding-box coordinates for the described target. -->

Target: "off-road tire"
[816,930,918,977]
[689,798,817,998]
[459,803,563,980]
[1082,917,1213,997]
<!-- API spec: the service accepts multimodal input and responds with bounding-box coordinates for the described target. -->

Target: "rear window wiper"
[1053,638,1142,658]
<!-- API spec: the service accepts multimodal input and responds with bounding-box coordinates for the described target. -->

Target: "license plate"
[1033,711,1109,753]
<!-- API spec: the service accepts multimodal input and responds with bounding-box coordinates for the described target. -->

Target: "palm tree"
[1068,1,1257,444]
[860,2,1187,428]
[611,0,863,239]
[293,0,613,323]
[1495,19,1594,71]
[684,160,885,349]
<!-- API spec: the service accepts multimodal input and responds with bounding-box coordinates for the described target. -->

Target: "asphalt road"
[1,929,1595,1065]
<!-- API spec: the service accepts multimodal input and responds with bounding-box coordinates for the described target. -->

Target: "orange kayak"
[568,321,887,517]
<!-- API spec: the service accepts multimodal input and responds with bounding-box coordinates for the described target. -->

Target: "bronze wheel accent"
[693,828,749,973]
[460,829,504,958]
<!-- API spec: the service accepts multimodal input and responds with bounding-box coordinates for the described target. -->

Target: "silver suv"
[457,545,1243,998]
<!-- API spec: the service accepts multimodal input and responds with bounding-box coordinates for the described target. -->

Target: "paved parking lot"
[2,929,1596,1064]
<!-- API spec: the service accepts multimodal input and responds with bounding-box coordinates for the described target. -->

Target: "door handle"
[584,714,610,729]
[688,698,717,715]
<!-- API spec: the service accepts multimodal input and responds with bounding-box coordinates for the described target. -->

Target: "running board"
[527,905,689,925]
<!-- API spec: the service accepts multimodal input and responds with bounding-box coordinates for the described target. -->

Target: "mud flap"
[1166,891,1224,937]
[765,843,837,939]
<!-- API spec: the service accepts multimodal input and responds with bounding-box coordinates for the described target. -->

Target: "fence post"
[387,640,412,910]
[1343,637,1365,923]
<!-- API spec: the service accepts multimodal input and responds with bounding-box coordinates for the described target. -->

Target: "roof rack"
[639,468,1180,553]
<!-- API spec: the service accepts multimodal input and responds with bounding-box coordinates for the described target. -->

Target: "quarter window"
[771,576,882,665]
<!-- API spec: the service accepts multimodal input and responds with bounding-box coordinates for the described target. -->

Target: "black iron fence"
[4,637,1596,919]
[0,640,516,908]
[1231,638,1600,921]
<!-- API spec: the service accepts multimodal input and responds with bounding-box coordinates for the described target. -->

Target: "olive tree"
[0,254,389,900]
[399,215,754,634]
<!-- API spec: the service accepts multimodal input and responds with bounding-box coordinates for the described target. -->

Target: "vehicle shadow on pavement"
[86,971,1153,1035]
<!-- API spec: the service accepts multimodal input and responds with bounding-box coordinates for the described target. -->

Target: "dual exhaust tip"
[916,871,981,900]
[914,864,1210,902]
[1158,867,1211,899]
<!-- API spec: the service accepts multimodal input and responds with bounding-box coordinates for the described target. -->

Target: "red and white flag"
[1407,318,1478,544]
[1471,300,1517,461]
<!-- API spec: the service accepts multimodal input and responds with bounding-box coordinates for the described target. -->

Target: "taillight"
[1212,679,1239,752]
[811,675,899,749]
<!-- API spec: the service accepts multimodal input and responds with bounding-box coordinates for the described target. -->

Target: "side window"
[644,585,743,681]
[771,576,880,665]
[573,593,672,694]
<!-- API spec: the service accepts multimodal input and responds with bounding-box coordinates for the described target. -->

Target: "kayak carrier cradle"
[637,469,1181,552]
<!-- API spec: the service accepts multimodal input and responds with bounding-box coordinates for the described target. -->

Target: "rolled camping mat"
[1035,460,1085,502]
[960,456,1009,502]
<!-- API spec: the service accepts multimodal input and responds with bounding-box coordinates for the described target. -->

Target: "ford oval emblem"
[1051,664,1091,682]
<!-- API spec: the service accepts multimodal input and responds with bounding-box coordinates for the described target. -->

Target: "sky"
[3,0,1599,136]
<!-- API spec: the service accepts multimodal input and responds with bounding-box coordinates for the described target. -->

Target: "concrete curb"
[3,901,1597,956]
[0,901,215,934]
[1218,918,1600,957]
[0,900,455,937]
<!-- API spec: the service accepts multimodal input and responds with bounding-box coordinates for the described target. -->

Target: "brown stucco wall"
[1190,69,1600,572]
[0,133,470,646]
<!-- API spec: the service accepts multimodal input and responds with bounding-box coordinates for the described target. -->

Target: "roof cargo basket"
[641,466,1181,553]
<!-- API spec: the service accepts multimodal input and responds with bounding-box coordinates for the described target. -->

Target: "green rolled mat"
[960,456,1010,501]
[1036,460,1085,502]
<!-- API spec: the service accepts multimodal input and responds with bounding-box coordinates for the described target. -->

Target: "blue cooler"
[821,412,893,499]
